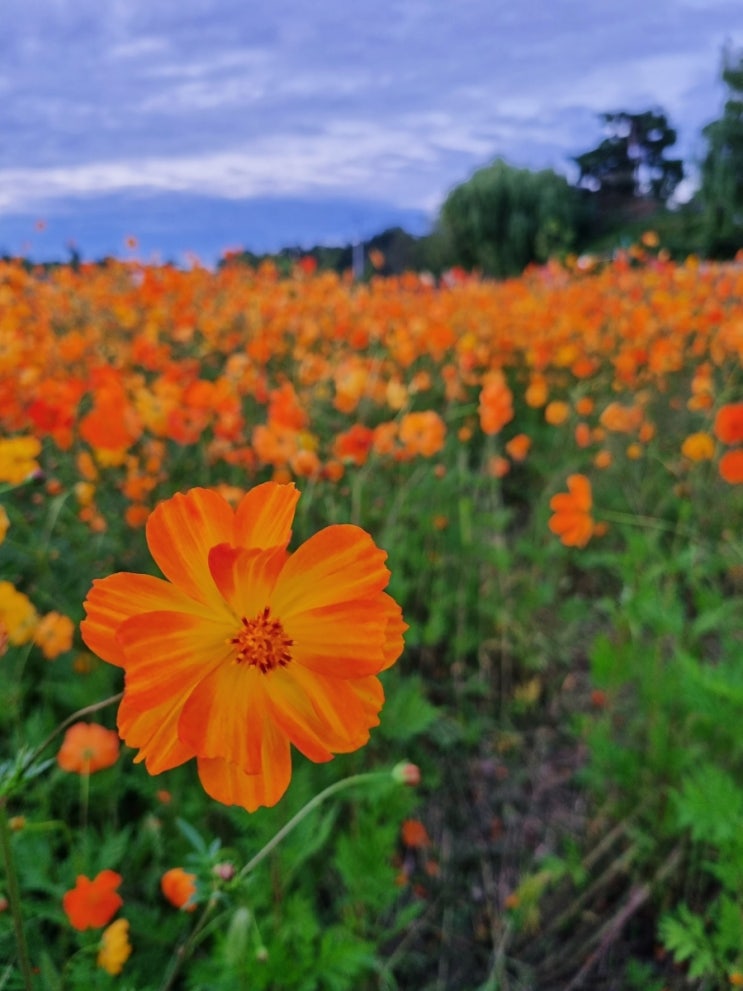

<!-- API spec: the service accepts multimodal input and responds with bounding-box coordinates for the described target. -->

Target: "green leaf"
[659,904,716,979]
[317,928,376,991]
[38,951,63,991]
[378,673,439,743]
[672,766,743,846]
[176,817,208,854]
[96,824,133,872]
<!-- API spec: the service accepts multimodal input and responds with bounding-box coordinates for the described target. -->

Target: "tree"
[699,47,743,258]
[574,110,684,205]
[439,159,584,278]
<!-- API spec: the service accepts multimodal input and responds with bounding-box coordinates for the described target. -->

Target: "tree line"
[235,47,742,279]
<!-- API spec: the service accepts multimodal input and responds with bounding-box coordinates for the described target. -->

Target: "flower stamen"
[229,606,293,673]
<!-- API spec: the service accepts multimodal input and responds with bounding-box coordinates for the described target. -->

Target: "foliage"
[574,109,684,205]
[439,158,585,277]
[698,45,743,259]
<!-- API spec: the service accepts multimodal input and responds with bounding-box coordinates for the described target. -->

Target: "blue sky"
[1,0,741,263]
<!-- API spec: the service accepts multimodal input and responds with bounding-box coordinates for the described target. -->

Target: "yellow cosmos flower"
[81,482,406,812]
[0,581,38,645]
[97,918,131,975]
[0,436,41,484]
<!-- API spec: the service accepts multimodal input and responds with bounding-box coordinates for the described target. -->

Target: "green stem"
[158,896,219,991]
[0,799,35,991]
[237,769,390,882]
[79,769,91,871]
[598,508,695,540]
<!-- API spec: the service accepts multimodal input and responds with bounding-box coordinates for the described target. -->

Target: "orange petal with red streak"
[234,481,300,549]
[146,488,235,607]
[81,572,209,667]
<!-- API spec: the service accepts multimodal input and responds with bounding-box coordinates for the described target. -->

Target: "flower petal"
[287,597,401,678]
[81,572,207,667]
[207,544,288,619]
[549,493,576,513]
[234,481,300,549]
[146,489,235,607]
[272,525,390,617]
[197,724,292,811]
[178,661,267,774]
[117,610,233,711]
[567,474,592,510]
[117,692,195,774]
[380,592,407,670]
[268,665,382,759]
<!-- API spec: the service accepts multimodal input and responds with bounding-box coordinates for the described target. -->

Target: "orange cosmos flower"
[333,424,374,465]
[479,372,514,435]
[161,867,197,911]
[63,870,123,931]
[33,611,75,659]
[57,722,120,774]
[398,411,446,458]
[719,449,743,484]
[599,402,643,434]
[401,818,431,848]
[574,397,595,417]
[544,401,570,426]
[574,422,592,448]
[80,482,405,812]
[505,434,531,462]
[548,474,595,548]
[714,402,743,445]
[524,375,548,409]
[486,455,510,478]
[681,432,715,462]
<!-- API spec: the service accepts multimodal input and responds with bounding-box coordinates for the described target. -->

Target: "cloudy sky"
[1,0,741,262]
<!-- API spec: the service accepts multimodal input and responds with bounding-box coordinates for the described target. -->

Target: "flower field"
[1,248,742,989]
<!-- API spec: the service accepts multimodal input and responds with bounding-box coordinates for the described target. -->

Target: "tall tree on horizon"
[699,46,743,258]
[439,159,584,278]
[574,110,684,205]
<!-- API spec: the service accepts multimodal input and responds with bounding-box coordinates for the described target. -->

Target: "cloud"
[0,0,741,230]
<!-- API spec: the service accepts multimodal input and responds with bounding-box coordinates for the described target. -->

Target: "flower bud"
[391,761,421,786]
[213,861,236,882]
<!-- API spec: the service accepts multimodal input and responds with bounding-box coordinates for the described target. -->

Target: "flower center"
[229,606,293,674]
